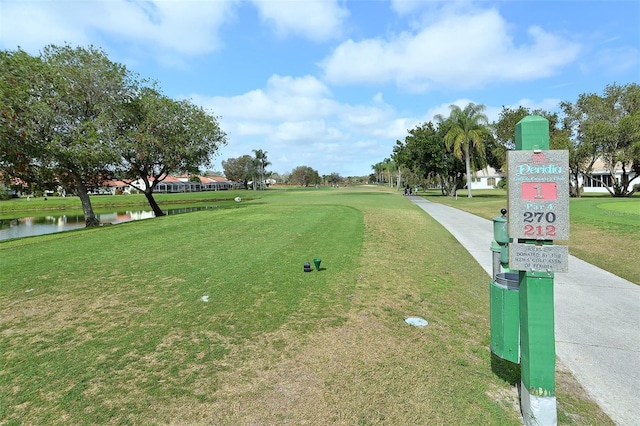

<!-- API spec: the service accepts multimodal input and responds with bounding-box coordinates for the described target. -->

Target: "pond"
[0,205,219,241]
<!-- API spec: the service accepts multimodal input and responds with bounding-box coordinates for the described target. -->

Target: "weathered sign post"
[506,115,569,425]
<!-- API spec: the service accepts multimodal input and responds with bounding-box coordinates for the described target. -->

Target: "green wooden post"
[514,116,557,425]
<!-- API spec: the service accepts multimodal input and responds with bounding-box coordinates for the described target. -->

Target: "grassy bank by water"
[0,191,249,217]
[1,187,612,424]
[422,189,640,285]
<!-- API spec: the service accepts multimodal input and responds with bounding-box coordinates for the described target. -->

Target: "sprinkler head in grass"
[405,316,428,327]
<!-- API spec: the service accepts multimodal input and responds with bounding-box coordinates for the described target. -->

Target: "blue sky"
[1,0,638,177]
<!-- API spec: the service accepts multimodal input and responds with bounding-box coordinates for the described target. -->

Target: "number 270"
[523,212,556,223]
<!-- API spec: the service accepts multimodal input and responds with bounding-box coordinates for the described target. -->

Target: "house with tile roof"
[120,175,237,194]
[98,180,132,195]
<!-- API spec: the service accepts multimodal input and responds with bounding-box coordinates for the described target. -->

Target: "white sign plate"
[509,243,569,273]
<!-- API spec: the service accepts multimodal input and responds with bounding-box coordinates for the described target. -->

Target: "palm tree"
[435,103,489,198]
[371,162,384,184]
[391,152,403,191]
[382,157,398,188]
[252,149,271,190]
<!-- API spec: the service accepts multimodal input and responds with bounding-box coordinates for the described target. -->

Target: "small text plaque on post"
[509,243,569,273]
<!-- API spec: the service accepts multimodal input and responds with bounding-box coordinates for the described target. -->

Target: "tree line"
[0,45,227,225]
[380,83,639,198]
[222,151,367,188]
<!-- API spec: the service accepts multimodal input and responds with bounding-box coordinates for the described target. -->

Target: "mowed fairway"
[0,187,611,425]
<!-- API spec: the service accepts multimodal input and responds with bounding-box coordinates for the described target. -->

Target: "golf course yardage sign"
[507,150,570,241]
[507,149,570,273]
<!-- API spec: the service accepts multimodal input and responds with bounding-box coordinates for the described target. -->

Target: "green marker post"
[513,116,557,425]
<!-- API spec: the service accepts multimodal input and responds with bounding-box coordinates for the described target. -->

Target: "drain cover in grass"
[404,317,428,327]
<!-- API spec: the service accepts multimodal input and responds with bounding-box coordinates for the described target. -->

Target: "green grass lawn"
[422,189,640,284]
[0,187,612,425]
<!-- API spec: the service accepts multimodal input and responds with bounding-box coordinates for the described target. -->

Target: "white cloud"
[195,74,417,175]
[389,0,427,16]
[389,0,471,19]
[250,0,349,42]
[0,0,236,57]
[321,8,581,92]
[193,75,338,122]
[0,0,349,57]
[0,1,91,51]
[269,120,334,145]
[109,1,235,55]
[267,74,331,97]
[233,122,275,137]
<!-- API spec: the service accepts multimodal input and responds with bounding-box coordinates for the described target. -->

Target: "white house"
[579,159,638,194]
[469,166,504,190]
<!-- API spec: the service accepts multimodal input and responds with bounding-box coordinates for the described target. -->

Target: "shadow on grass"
[421,191,507,199]
[461,193,507,199]
[491,352,521,386]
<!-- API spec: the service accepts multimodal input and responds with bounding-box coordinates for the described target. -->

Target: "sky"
[1,0,639,177]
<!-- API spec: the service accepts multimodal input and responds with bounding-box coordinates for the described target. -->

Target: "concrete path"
[408,196,640,426]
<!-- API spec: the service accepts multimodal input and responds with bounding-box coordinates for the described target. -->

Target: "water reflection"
[0,205,218,241]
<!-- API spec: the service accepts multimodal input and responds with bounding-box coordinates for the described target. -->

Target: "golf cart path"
[408,196,639,426]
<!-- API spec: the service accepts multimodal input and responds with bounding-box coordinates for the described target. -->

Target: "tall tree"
[561,83,640,197]
[382,157,397,188]
[394,121,465,196]
[290,165,320,187]
[389,153,405,191]
[435,103,489,198]
[371,161,385,184]
[1,45,136,226]
[118,87,227,216]
[222,155,255,189]
[252,149,271,190]
[327,172,343,186]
